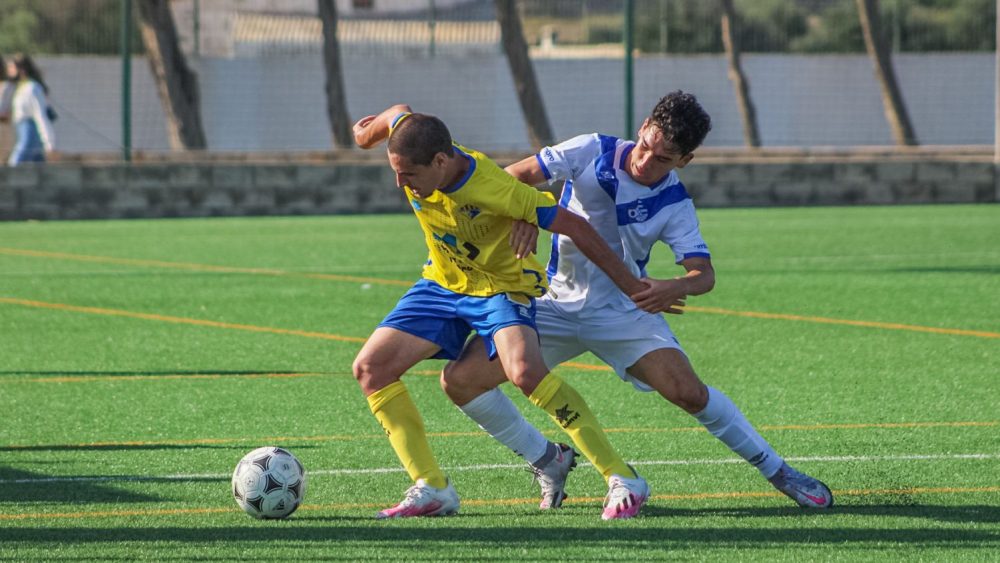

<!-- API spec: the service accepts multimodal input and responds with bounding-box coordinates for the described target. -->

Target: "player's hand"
[630,277,688,314]
[509,220,538,259]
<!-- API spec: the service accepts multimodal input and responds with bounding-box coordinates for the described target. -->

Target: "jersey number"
[434,232,481,261]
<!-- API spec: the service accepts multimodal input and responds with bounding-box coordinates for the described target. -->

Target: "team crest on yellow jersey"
[459,204,481,220]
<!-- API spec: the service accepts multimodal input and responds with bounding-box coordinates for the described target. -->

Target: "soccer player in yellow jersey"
[352,104,651,519]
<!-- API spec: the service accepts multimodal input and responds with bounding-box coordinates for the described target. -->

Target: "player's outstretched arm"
[632,257,715,314]
[504,155,549,186]
[546,207,650,303]
[352,104,412,149]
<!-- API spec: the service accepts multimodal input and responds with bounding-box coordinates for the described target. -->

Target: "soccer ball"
[231,446,307,519]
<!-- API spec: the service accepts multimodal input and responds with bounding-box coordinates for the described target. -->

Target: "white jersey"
[535,133,710,315]
[10,80,55,152]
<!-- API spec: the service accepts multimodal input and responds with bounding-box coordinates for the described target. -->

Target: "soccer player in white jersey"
[440,91,833,517]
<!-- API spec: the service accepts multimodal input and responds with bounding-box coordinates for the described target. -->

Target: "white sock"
[459,388,550,466]
[694,386,784,478]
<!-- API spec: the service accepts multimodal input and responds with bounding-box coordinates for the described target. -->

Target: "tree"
[134,0,206,150]
[494,0,553,150]
[317,0,353,149]
[855,0,917,145]
[720,0,761,147]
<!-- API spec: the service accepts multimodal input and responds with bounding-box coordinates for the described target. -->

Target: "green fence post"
[121,0,132,163]
[624,0,634,138]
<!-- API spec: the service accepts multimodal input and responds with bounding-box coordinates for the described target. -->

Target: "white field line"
[4,453,998,485]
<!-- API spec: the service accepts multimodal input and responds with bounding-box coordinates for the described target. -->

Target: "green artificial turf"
[0,204,997,561]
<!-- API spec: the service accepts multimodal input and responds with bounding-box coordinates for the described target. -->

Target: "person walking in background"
[0,54,15,160]
[5,53,55,165]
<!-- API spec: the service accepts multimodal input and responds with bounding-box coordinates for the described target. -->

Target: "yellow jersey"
[405,144,557,297]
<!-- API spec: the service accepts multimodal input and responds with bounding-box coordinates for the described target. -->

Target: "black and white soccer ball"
[232,446,307,519]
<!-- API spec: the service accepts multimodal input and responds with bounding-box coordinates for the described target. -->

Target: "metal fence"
[0,0,996,158]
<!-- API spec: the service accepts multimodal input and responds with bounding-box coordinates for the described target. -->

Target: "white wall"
[35,52,994,153]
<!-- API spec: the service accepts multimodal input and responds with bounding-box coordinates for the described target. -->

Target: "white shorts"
[536,298,685,392]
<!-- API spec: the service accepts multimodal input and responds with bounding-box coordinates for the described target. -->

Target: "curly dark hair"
[387,113,454,166]
[649,91,711,155]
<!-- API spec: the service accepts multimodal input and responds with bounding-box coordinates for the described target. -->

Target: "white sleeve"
[28,85,55,152]
[535,133,602,185]
[661,199,711,264]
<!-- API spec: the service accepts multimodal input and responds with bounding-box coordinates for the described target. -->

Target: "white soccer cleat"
[532,443,577,509]
[375,478,460,519]
[768,462,834,508]
[602,468,650,520]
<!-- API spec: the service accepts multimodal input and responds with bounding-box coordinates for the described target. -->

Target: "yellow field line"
[26,372,327,383]
[685,305,1000,339]
[0,297,604,375]
[1,486,997,521]
[0,297,367,344]
[0,247,412,287]
[3,246,998,339]
[3,421,994,451]
[1,369,440,384]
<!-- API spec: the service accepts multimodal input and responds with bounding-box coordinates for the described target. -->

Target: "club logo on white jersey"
[626,202,649,222]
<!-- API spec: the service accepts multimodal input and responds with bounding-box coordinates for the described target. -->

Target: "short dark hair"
[387,113,454,166]
[649,91,711,155]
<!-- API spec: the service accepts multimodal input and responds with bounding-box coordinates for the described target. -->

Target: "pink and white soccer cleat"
[375,478,460,519]
[601,469,650,520]
[768,463,834,508]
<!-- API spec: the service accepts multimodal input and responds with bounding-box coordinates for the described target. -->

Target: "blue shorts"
[9,119,46,166]
[378,279,537,360]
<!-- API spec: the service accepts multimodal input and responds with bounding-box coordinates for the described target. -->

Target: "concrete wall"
[0,156,994,221]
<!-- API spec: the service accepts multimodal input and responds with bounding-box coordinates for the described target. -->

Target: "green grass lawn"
[0,204,998,561]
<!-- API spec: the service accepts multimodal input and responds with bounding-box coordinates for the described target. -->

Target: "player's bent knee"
[352,354,380,387]
[671,382,708,414]
[506,363,547,396]
[440,362,474,396]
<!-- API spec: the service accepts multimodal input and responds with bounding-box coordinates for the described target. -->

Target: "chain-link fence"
[0,0,995,157]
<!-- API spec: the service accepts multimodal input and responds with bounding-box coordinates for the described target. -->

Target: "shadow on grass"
[891,265,1000,275]
[0,466,161,504]
[0,513,997,549]
[0,443,258,452]
[640,503,1000,524]
[0,370,309,378]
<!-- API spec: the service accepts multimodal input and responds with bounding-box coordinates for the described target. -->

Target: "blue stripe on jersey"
[536,205,557,230]
[636,251,651,276]
[594,136,620,200]
[616,181,691,226]
[546,178,575,280]
[599,134,618,155]
[618,143,635,170]
[535,153,552,180]
[389,112,411,130]
[441,147,476,194]
[681,251,711,262]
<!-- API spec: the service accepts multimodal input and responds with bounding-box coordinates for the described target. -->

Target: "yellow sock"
[528,373,633,482]
[367,381,447,489]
